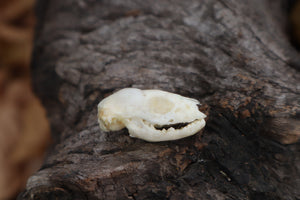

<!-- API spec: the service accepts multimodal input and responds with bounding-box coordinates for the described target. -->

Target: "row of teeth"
[142,119,199,132]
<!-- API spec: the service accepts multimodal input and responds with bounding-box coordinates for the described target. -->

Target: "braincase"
[100,88,143,112]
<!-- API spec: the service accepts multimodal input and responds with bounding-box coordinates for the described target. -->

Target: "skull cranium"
[98,88,206,142]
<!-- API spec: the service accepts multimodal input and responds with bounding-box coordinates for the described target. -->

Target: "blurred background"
[0,0,299,199]
[0,0,50,199]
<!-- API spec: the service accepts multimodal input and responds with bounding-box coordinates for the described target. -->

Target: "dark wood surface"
[19,0,299,199]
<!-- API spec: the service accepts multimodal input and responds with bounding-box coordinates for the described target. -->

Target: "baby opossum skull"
[98,88,206,142]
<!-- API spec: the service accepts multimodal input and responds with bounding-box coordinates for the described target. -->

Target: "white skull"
[98,88,206,142]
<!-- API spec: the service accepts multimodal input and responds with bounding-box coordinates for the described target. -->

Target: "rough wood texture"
[19,0,299,199]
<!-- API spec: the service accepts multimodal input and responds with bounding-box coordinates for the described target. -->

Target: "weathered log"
[19,0,299,199]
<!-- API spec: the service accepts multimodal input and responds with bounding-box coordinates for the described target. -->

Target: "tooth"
[168,127,175,132]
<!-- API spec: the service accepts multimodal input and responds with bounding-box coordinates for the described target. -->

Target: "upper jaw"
[124,118,206,142]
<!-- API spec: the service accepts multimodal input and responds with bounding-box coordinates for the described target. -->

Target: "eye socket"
[148,96,175,114]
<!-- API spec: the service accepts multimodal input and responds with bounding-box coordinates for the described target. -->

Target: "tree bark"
[19,0,299,199]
